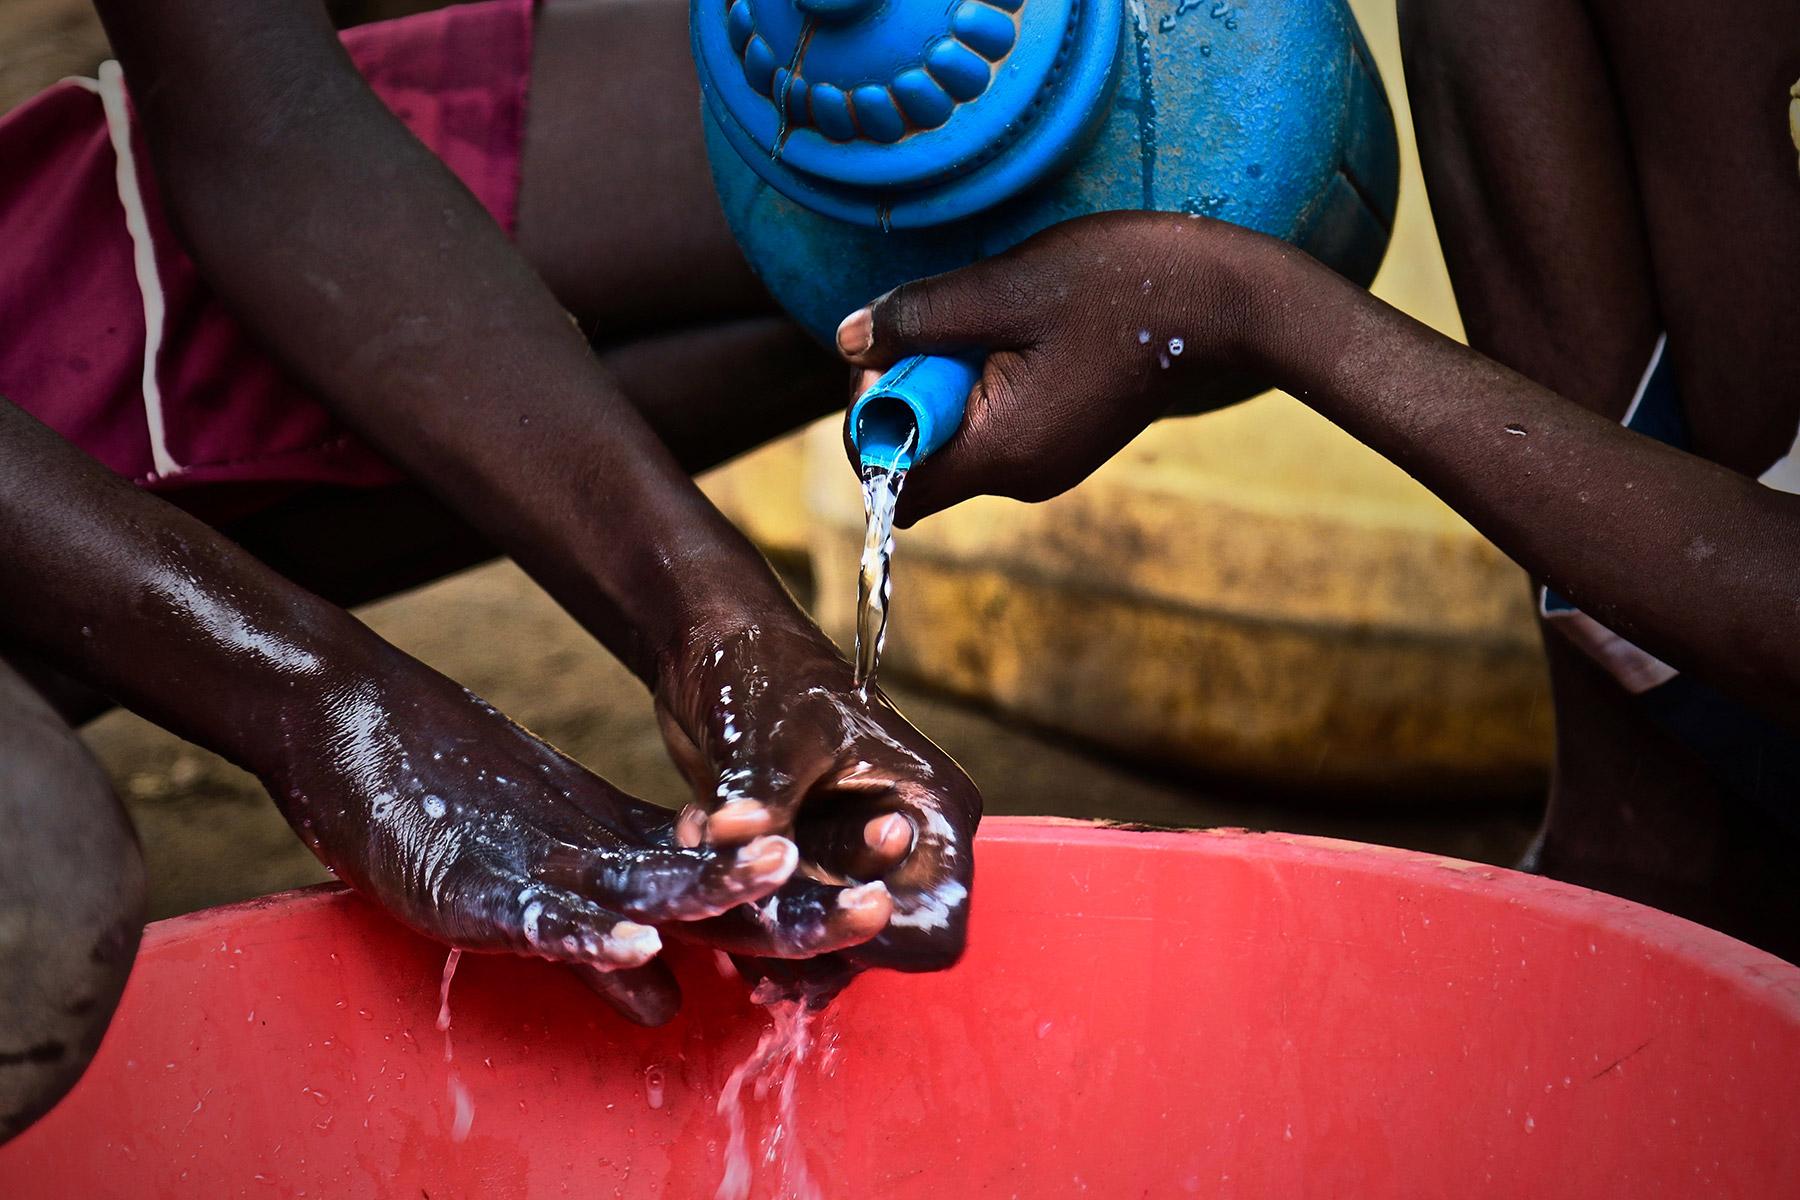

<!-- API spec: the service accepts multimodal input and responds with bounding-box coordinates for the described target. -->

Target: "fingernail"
[675,804,706,848]
[710,798,768,839]
[864,813,915,855]
[838,880,891,912]
[604,921,662,963]
[738,835,799,881]
[836,308,873,356]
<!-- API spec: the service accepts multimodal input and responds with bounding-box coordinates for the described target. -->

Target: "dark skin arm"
[91,0,754,684]
[89,0,976,975]
[1394,0,1800,903]
[835,212,1800,726]
[0,397,802,1009]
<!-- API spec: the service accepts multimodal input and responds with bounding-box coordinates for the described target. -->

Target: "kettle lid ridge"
[693,0,1122,227]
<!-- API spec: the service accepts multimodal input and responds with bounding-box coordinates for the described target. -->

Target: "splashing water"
[437,948,474,1143]
[714,988,830,1200]
[853,425,918,698]
[644,1064,666,1111]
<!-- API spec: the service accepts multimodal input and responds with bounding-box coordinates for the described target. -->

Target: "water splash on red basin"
[7,818,1798,1197]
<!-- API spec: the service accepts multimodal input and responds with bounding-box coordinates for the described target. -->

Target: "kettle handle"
[847,353,983,471]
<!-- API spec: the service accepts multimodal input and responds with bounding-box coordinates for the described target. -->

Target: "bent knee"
[0,665,146,1143]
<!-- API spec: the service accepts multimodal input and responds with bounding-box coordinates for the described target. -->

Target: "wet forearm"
[89,0,799,681]
[0,400,381,770]
[1235,243,1800,718]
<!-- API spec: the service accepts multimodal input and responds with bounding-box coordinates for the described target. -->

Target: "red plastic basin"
[6,818,1799,1197]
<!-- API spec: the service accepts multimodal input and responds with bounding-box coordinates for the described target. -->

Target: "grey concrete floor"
[83,560,1537,922]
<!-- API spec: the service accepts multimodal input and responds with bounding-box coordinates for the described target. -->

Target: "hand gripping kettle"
[692,0,1399,468]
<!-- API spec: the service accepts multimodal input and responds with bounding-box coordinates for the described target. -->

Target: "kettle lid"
[693,0,1122,228]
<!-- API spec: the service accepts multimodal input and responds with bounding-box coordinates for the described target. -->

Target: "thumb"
[835,256,1037,369]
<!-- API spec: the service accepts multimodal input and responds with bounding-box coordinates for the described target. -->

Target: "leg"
[515,2,849,458]
[1398,0,1722,902]
[222,317,842,614]
[0,658,145,1144]
[1402,0,1800,954]
[1580,0,1800,470]
[517,0,774,334]
[1398,0,1660,412]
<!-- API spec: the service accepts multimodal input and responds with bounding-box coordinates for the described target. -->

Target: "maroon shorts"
[0,0,535,517]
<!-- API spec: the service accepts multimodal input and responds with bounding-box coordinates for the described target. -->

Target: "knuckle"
[881,284,926,345]
[981,354,1028,412]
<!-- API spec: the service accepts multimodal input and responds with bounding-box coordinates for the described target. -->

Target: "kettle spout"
[849,354,983,471]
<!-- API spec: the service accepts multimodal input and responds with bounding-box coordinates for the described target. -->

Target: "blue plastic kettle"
[692,0,1398,468]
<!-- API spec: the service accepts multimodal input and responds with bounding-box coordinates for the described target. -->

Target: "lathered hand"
[656,618,980,974]
[260,647,799,1018]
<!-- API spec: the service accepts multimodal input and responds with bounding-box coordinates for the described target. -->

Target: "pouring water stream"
[852,423,918,698]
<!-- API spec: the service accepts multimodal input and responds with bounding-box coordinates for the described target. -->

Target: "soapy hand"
[258,648,803,1024]
[836,211,1275,525]
[656,616,980,976]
